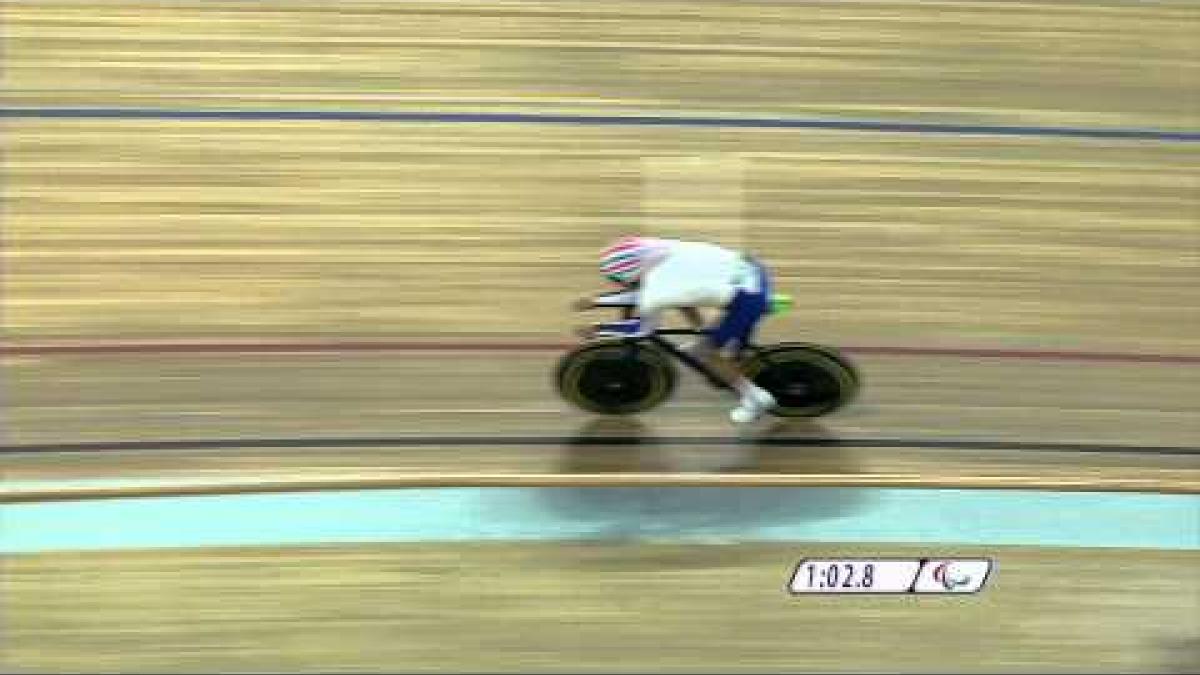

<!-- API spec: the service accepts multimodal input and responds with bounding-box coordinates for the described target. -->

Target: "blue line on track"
[3,488,1197,553]
[3,107,1198,142]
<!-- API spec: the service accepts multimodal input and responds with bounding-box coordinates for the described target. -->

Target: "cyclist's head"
[600,235,661,285]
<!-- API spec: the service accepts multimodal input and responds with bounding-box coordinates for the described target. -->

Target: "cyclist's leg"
[707,259,771,358]
[704,263,774,420]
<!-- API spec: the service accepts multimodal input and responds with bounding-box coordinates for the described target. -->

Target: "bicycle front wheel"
[556,339,677,415]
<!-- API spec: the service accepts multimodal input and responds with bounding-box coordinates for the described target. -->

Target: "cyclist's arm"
[590,309,658,338]
[591,289,640,308]
[573,285,640,312]
[633,293,672,337]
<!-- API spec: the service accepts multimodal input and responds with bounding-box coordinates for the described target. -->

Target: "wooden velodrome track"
[2,0,1198,671]
[4,0,1198,488]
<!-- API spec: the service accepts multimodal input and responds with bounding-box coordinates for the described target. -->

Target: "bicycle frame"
[586,290,762,392]
[617,328,748,393]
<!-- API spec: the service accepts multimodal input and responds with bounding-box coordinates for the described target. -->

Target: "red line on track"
[2,339,1198,365]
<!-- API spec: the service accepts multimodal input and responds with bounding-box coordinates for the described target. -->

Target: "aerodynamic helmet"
[599,235,661,284]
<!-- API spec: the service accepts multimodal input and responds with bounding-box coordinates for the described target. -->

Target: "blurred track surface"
[4,351,1198,487]
[8,120,1198,353]
[7,0,1198,129]
[3,1,1199,672]
[5,543,1198,673]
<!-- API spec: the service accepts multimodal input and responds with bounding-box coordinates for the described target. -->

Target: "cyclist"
[573,235,777,424]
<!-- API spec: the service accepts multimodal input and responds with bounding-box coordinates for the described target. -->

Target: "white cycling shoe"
[730,387,776,425]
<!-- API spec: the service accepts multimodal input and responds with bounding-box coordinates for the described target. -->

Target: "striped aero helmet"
[600,235,656,284]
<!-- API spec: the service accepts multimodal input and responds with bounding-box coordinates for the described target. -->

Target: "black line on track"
[0,436,1195,456]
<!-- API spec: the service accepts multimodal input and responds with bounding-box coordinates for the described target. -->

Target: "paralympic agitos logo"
[931,562,974,591]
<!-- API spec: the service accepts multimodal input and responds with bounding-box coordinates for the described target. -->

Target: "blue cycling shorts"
[708,259,771,354]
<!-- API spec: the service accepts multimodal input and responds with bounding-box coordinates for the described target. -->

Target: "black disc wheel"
[556,340,677,415]
[741,343,861,417]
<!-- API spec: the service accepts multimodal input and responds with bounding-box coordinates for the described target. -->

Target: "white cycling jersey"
[634,239,761,334]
